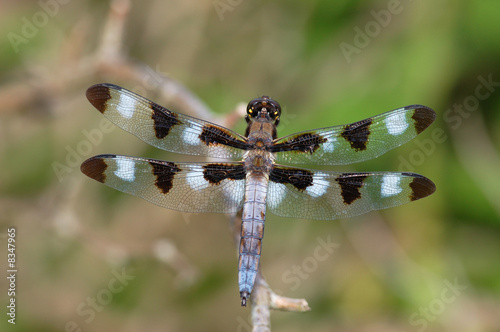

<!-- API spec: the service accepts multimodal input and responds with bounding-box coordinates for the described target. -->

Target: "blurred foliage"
[0,0,499,331]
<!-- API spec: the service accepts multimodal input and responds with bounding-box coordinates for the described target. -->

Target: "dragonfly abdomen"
[238,173,268,306]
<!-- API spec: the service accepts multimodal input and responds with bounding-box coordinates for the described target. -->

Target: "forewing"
[272,105,435,165]
[267,165,435,220]
[81,155,246,213]
[86,83,249,159]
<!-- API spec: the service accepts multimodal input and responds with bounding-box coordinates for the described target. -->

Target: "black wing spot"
[341,118,372,151]
[270,166,314,191]
[271,133,327,154]
[150,161,181,194]
[150,102,181,139]
[81,155,114,183]
[202,163,246,185]
[410,106,436,135]
[199,125,249,150]
[335,173,369,205]
[86,85,112,114]
[402,172,436,201]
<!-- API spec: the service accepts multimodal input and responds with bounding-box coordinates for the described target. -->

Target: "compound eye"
[247,98,261,117]
[271,102,281,120]
[246,106,254,117]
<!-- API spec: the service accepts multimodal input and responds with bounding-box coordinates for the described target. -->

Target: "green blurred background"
[1,0,499,331]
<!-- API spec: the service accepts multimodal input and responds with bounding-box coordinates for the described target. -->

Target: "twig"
[0,0,215,122]
[230,214,310,331]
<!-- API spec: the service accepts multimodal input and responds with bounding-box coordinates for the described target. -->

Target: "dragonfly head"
[246,96,281,126]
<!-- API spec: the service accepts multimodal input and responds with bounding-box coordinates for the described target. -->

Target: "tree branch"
[230,214,310,330]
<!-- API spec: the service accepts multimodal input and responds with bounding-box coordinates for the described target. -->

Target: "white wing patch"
[385,110,409,136]
[306,174,329,198]
[114,158,135,182]
[381,174,402,197]
[116,92,136,119]
[186,165,209,190]
[182,125,203,146]
[224,179,245,205]
[322,137,337,153]
[267,182,287,209]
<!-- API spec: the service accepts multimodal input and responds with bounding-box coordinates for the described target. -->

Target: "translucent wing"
[81,155,246,213]
[86,83,250,160]
[272,105,435,165]
[267,165,435,220]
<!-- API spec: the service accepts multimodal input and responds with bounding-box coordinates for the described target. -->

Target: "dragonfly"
[81,83,436,306]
